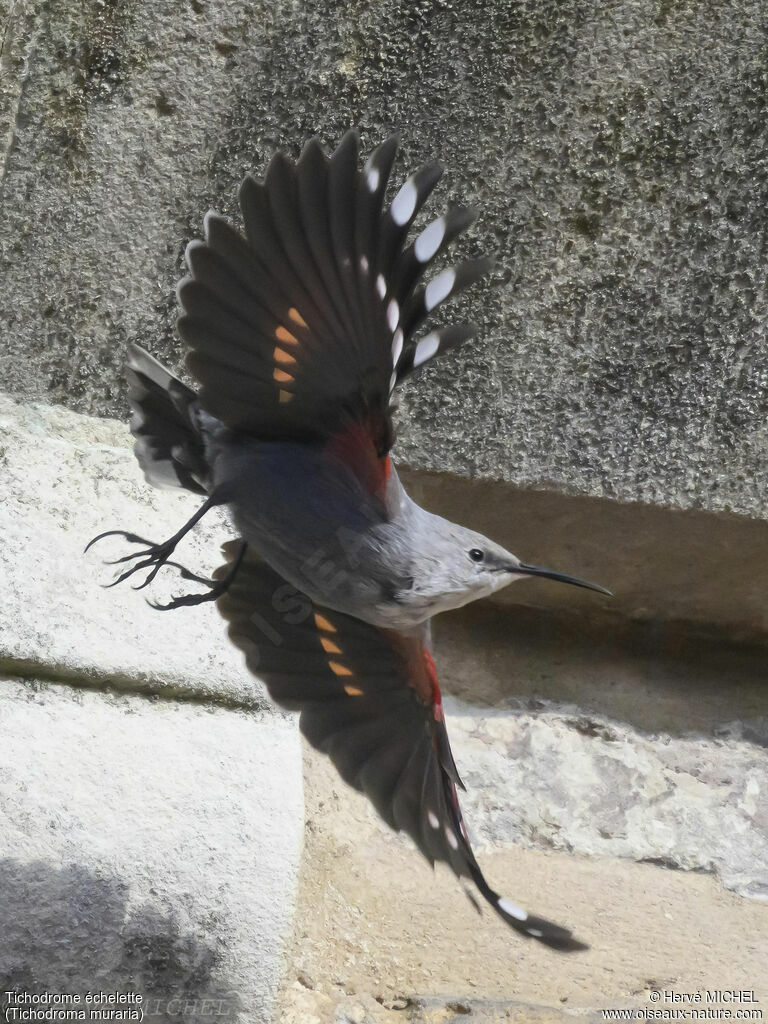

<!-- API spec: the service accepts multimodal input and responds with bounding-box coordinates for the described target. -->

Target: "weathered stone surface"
[278,739,768,1021]
[3,2,768,1006]
[1,0,767,518]
[0,678,303,1022]
[444,696,768,900]
[0,392,268,705]
[281,989,582,1023]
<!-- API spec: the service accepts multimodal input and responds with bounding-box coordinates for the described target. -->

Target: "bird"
[88,130,610,952]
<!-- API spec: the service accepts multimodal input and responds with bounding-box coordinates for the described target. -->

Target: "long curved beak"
[514,562,612,597]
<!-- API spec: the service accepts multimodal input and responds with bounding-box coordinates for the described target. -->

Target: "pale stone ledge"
[0,393,267,707]
[0,679,303,1022]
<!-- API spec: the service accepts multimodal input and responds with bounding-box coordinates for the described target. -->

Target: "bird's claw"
[88,529,179,590]
[145,543,247,612]
[146,575,226,611]
[84,529,155,554]
[89,522,246,611]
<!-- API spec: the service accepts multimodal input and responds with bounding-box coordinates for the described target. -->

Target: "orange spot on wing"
[275,325,299,346]
[273,347,297,366]
[314,613,337,633]
[344,684,364,696]
[328,661,353,677]
[279,389,293,403]
[288,308,308,328]
[273,368,294,383]
[320,637,341,654]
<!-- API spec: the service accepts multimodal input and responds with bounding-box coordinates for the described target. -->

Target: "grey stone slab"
[1,0,767,519]
[0,392,267,705]
[442,695,768,900]
[0,678,303,1023]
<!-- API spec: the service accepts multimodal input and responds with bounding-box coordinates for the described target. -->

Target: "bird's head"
[419,521,611,613]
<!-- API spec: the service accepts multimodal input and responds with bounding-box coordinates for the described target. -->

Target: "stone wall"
[2,0,767,515]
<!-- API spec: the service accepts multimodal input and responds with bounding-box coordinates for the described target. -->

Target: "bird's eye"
[469,548,484,563]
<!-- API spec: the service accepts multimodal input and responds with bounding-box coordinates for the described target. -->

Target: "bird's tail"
[126,343,210,495]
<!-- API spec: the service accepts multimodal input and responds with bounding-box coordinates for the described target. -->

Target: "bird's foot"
[146,541,247,611]
[86,529,181,590]
[145,566,225,611]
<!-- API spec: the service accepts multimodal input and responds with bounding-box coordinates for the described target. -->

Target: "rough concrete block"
[1,0,767,518]
[0,678,303,1022]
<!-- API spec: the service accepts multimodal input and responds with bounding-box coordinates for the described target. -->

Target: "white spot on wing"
[387,299,399,332]
[389,370,398,393]
[376,274,386,299]
[498,897,528,922]
[390,179,418,225]
[359,255,369,274]
[202,210,217,241]
[445,826,459,850]
[413,332,440,367]
[427,811,440,829]
[425,268,456,311]
[414,217,446,263]
[183,237,203,273]
[391,328,404,366]
[366,167,380,192]
[528,928,543,938]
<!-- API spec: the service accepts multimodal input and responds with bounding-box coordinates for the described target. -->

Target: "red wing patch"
[325,417,390,503]
[423,649,444,722]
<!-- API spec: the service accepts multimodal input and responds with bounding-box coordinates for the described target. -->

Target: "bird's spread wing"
[177,131,492,453]
[216,542,586,951]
